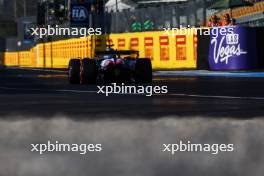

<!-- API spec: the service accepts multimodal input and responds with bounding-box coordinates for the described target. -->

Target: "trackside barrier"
[0,52,4,66]
[2,30,197,70]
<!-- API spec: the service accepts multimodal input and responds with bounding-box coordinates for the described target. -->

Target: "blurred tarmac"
[0,117,264,176]
[0,67,264,176]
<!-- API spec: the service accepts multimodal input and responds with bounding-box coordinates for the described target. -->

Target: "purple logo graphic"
[209,27,257,70]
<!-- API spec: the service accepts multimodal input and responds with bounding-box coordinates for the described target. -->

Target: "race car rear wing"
[95,50,139,57]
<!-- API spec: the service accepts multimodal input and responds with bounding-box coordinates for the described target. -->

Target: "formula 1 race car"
[68,48,152,84]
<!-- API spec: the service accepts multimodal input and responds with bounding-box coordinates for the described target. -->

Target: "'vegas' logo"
[211,33,247,64]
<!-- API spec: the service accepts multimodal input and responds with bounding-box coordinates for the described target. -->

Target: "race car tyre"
[80,58,98,84]
[104,64,115,83]
[120,68,132,83]
[135,58,152,83]
[68,59,80,84]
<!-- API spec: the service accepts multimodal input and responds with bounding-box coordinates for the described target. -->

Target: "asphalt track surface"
[1,67,264,176]
[0,67,264,118]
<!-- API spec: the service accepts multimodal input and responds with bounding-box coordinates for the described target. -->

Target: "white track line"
[8,67,67,73]
[1,86,264,100]
[166,93,264,100]
[0,86,96,93]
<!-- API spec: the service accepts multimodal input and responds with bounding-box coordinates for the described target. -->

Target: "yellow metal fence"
[1,31,197,70]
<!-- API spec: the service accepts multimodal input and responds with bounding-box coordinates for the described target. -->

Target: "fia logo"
[211,33,247,65]
[72,6,88,21]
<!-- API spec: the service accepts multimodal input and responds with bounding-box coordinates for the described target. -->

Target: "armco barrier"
[2,30,197,70]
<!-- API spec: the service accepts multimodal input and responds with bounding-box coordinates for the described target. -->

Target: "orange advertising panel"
[144,37,154,60]
[176,35,187,60]
[130,38,139,50]
[193,34,197,60]
[159,36,169,61]
[118,39,126,49]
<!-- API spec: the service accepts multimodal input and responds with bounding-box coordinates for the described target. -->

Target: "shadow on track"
[0,67,264,120]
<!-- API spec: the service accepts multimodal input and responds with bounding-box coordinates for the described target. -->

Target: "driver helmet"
[104,47,115,59]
